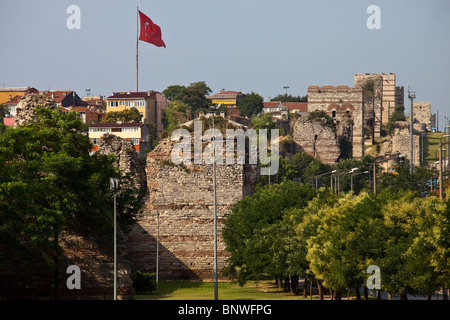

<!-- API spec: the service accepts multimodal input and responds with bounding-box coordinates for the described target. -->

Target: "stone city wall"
[127,137,260,280]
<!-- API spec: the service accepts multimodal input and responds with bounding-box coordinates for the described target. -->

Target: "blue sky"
[1,0,449,128]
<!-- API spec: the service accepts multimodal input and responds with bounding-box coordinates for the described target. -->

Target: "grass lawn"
[424,132,444,165]
[134,280,319,300]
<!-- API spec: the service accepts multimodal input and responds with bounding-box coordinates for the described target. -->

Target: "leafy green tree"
[270,94,307,102]
[390,105,406,122]
[163,85,187,101]
[162,81,212,116]
[306,192,388,299]
[183,81,212,114]
[238,92,264,118]
[103,107,142,123]
[378,162,435,195]
[222,181,316,285]
[378,193,447,300]
[161,100,192,137]
[0,106,144,299]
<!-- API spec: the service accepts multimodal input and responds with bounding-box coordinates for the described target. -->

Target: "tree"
[0,106,144,299]
[163,85,187,101]
[161,100,192,137]
[162,81,212,116]
[222,181,316,285]
[251,112,284,139]
[102,107,142,123]
[378,162,435,195]
[306,192,388,299]
[378,192,447,300]
[270,94,307,102]
[390,105,406,122]
[238,92,264,118]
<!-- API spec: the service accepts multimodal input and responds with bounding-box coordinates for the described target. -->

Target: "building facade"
[106,91,157,124]
[88,122,150,153]
[0,87,38,104]
[207,90,246,109]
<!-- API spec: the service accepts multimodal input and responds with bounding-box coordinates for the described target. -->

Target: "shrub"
[131,270,156,294]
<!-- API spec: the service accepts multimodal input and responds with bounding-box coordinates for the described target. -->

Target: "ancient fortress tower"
[307,85,365,159]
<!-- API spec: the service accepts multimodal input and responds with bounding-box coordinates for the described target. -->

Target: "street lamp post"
[109,177,120,300]
[314,170,336,191]
[373,153,406,195]
[209,105,219,301]
[351,171,369,192]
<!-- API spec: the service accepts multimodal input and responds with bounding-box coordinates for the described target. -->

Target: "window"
[135,100,146,107]
[119,101,125,106]
[109,101,118,107]
[89,127,111,133]
[90,138,98,145]
[332,110,336,118]
[8,106,16,116]
[126,101,134,107]
[122,127,139,132]
[130,138,140,145]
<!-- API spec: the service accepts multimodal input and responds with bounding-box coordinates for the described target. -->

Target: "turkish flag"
[139,10,166,48]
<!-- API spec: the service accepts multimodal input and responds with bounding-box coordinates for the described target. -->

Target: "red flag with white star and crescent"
[138,10,166,48]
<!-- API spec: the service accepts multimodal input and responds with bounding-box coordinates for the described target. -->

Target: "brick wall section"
[127,138,260,280]
[0,232,133,300]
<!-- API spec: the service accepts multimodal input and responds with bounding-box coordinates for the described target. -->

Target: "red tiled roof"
[89,122,144,128]
[283,102,308,112]
[41,91,74,104]
[217,91,243,95]
[70,106,104,114]
[5,95,23,105]
[263,102,280,108]
[107,91,158,99]
[3,118,16,126]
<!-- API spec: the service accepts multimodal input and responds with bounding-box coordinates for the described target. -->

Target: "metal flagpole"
[136,6,139,92]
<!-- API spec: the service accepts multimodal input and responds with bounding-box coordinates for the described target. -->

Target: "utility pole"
[408,85,416,173]
[439,142,443,200]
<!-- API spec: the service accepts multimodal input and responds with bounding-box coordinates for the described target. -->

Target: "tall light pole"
[373,153,406,195]
[110,177,120,300]
[408,85,416,173]
[283,86,290,95]
[314,170,336,191]
[209,104,219,301]
[351,171,369,193]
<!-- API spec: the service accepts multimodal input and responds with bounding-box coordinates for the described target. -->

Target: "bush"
[131,270,156,294]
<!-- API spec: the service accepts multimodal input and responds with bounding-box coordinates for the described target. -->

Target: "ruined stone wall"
[96,133,147,193]
[354,73,404,125]
[292,116,341,164]
[354,73,383,138]
[307,86,364,159]
[127,138,260,280]
[412,101,432,131]
[13,93,57,126]
[392,134,420,167]
[0,229,133,300]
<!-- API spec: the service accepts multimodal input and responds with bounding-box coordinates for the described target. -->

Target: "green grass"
[424,132,444,165]
[133,280,318,300]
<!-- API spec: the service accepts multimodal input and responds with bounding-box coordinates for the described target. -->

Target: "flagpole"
[136,6,139,92]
